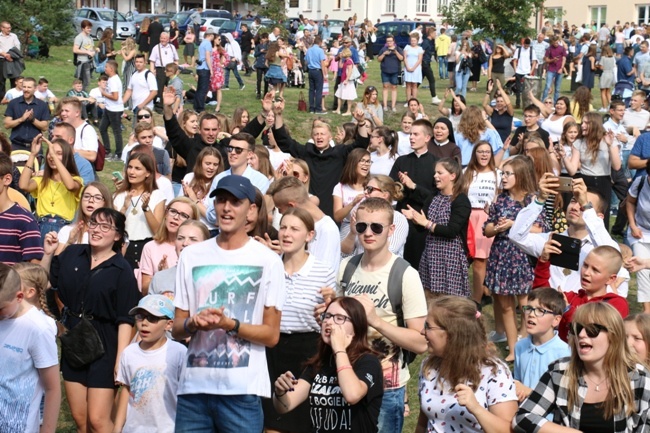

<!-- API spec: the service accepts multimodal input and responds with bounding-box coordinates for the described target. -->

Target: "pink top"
[139,241,178,277]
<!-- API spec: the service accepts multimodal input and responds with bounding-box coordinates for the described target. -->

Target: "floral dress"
[484,193,548,296]
[211,51,228,91]
[419,194,470,297]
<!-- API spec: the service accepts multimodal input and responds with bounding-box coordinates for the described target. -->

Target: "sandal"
[404,401,411,417]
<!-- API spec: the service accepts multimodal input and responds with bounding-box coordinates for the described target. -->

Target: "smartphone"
[549,233,581,271]
[557,176,573,192]
[112,171,124,181]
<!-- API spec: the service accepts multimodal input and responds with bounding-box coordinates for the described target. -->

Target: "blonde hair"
[568,303,637,418]
[14,263,53,318]
[153,197,200,243]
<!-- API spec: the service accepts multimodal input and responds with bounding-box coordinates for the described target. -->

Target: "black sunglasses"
[134,313,167,323]
[569,322,608,338]
[137,114,152,120]
[226,145,246,154]
[355,222,388,235]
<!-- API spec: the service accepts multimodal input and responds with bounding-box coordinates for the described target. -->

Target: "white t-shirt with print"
[465,169,501,208]
[337,253,427,389]
[174,238,285,398]
[0,306,58,433]
[114,189,167,240]
[116,339,187,433]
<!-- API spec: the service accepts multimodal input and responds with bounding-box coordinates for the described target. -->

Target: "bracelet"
[534,197,546,206]
[336,365,353,373]
[335,350,347,356]
[25,165,35,172]
[142,206,149,212]
[425,220,433,231]
[358,122,367,127]
[275,389,287,397]
[183,317,197,335]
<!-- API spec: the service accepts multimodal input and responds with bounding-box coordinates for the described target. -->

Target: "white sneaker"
[598,107,607,113]
[488,331,507,343]
[432,96,442,104]
[403,102,408,107]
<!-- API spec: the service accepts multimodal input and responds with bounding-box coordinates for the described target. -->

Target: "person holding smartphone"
[378,35,404,113]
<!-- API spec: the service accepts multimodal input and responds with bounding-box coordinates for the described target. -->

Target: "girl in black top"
[487,44,510,98]
[483,79,514,142]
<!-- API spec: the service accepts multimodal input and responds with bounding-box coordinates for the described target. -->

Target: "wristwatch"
[227,318,240,336]
[580,202,593,212]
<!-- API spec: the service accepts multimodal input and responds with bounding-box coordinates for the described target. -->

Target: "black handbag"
[58,267,105,369]
[226,59,238,70]
[59,314,105,369]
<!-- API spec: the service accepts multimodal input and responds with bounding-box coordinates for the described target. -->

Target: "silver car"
[73,8,136,40]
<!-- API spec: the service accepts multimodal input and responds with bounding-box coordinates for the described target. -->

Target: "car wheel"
[96,28,103,40]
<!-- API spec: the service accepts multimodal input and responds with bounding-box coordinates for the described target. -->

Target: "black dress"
[51,245,141,388]
[470,45,485,82]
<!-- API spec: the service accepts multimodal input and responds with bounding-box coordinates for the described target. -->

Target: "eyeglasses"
[365,185,383,194]
[476,150,491,155]
[137,114,152,120]
[167,207,191,220]
[569,322,608,338]
[88,220,117,233]
[359,159,372,165]
[134,313,167,323]
[82,194,105,202]
[226,145,247,155]
[502,171,515,177]
[355,222,388,235]
[320,312,352,325]
[522,305,555,318]
[544,101,554,104]
[423,321,445,332]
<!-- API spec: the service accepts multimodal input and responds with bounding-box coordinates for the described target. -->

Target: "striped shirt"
[281,254,336,333]
[0,203,43,264]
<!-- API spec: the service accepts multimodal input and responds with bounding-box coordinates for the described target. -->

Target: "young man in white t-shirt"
[88,75,107,124]
[115,295,187,433]
[0,75,23,104]
[336,197,427,433]
[511,38,538,108]
[34,77,57,104]
[172,175,285,433]
[98,60,124,160]
[122,54,158,120]
[0,264,60,433]
[60,97,98,165]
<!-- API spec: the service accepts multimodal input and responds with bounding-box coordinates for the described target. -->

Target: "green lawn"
[2,45,638,432]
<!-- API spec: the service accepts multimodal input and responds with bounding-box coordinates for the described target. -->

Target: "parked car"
[199,17,229,40]
[73,7,136,40]
[326,19,345,40]
[218,18,272,41]
[172,9,233,36]
[133,13,171,34]
[371,21,437,55]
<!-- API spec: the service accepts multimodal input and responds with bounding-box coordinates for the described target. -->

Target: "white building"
[283,0,443,23]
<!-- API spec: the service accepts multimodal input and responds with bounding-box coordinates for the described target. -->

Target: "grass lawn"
[1,45,639,432]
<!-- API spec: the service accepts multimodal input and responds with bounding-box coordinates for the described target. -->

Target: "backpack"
[516,45,534,68]
[81,124,106,171]
[340,254,415,366]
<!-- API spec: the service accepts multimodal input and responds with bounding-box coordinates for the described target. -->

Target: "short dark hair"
[527,288,567,316]
[135,54,146,61]
[38,77,49,85]
[524,104,541,116]
[610,100,626,111]
[230,132,255,150]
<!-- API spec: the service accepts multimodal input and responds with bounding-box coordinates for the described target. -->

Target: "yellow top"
[569,101,594,124]
[32,176,83,221]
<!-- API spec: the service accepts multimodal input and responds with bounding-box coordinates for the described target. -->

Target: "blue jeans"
[623,148,635,179]
[175,394,263,433]
[308,69,324,112]
[225,67,244,88]
[38,216,71,246]
[194,69,211,113]
[543,71,563,102]
[377,386,405,433]
[455,68,470,97]
[438,56,448,79]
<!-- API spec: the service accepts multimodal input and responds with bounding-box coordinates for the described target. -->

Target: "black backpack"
[340,254,416,366]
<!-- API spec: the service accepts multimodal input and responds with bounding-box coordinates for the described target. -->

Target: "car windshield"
[172,12,192,23]
[328,20,345,27]
[98,11,128,21]
[221,20,237,31]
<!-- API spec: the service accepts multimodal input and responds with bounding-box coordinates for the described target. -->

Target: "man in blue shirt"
[305,36,328,114]
[617,46,635,83]
[3,77,50,152]
[378,35,404,112]
[194,29,215,113]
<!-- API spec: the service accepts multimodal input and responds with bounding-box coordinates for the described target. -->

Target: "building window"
[386,0,395,13]
[335,0,341,8]
[289,0,298,7]
[437,0,448,11]
[347,0,352,8]
[639,5,650,24]
[416,0,428,13]
[306,0,312,9]
[590,6,606,28]
[545,7,562,24]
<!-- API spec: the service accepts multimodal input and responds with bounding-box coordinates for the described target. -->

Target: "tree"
[441,0,545,42]
[0,0,76,53]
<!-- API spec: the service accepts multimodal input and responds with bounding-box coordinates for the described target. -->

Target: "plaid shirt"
[514,358,650,433]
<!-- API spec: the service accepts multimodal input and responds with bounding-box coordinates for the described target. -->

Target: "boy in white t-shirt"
[88,74,108,125]
[115,295,187,433]
[0,264,60,433]
[34,77,58,104]
[1,75,23,104]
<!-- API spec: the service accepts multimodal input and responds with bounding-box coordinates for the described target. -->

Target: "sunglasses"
[355,222,388,235]
[134,313,168,323]
[365,185,383,194]
[137,114,152,120]
[569,322,608,338]
[226,145,246,154]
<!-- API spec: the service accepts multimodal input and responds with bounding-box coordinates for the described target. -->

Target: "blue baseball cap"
[129,294,175,319]
[209,174,256,202]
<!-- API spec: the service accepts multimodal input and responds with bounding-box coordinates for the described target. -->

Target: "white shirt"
[105,74,125,112]
[514,46,534,75]
[34,89,55,101]
[128,69,158,109]
[309,215,341,273]
[3,88,23,102]
[75,122,99,153]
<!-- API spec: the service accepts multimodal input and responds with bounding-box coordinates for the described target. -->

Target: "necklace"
[130,195,142,215]
[50,182,62,207]
[585,375,608,392]
[92,251,113,262]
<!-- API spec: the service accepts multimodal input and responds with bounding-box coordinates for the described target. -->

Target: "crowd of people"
[6,10,650,433]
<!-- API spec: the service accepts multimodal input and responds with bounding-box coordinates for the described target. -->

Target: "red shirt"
[545,44,567,73]
[558,290,629,341]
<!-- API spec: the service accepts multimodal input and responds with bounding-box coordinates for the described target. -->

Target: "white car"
[200,18,229,40]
